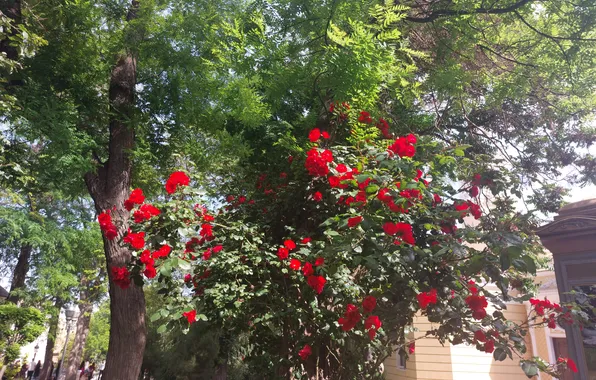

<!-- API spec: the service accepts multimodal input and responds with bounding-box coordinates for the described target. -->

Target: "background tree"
[2,0,596,378]
[83,301,110,365]
[0,304,45,379]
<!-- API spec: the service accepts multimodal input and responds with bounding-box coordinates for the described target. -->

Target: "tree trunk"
[8,244,32,303]
[65,282,93,380]
[83,2,145,379]
[39,298,64,380]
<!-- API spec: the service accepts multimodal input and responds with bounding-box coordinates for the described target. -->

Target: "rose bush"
[100,104,585,378]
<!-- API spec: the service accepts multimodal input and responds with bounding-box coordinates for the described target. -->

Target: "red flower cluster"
[123,231,145,250]
[152,245,172,259]
[466,294,488,319]
[165,171,190,194]
[365,315,381,339]
[530,298,562,316]
[358,111,373,124]
[376,118,392,139]
[308,128,330,142]
[417,289,438,309]
[338,304,361,331]
[383,222,415,245]
[558,357,578,373]
[305,148,333,177]
[112,266,131,289]
[98,211,118,240]
[182,309,197,324]
[140,249,156,277]
[200,223,214,240]
[133,204,161,223]
[298,344,312,361]
[388,134,416,158]
[124,188,145,211]
[377,188,408,213]
[455,201,482,219]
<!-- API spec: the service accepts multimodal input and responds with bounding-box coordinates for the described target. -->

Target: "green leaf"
[150,312,162,322]
[500,251,511,270]
[521,361,539,377]
[178,260,191,270]
[493,348,507,361]
[157,324,168,334]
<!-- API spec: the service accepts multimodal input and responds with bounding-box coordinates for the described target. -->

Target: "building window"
[398,352,407,370]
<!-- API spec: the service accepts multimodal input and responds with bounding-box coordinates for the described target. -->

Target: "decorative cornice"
[537,216,596,237]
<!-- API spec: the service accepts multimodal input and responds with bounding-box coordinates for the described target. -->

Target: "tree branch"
[404,0,534,23]
[514,11,596,42]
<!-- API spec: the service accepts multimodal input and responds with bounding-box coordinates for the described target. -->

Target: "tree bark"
[7,244,32,304]
[40,298,64,380]
[65,281,93,380]
[83,2,145,379]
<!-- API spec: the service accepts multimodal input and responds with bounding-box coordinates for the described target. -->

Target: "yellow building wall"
[384,304,536,380]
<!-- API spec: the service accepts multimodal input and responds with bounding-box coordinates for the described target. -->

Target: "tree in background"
[2,0,596,378]
[83,301,109,366]
[0,304,45,379]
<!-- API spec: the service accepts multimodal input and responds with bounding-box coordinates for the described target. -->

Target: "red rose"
[152,245,172,259]
[483,340,495,353]
[338,304,361,331]
[362,296,377,313]
[123,231,145,250]
[284,239,296,251]
[322,131,330,139]
[307,275,326,294]
[364,315,381,330]
[144,265,157,279]
[474,330,487,343]
[277,247,289,260]
[298,344,312,361]
[289,259,301,271]
[347,216,363,227]
[336,164,347,173]
[212,245,223,253]
[470,185,479,197]
[302,262,314,277]
[202,249,212,260]
[315,257,324,266]
[408,342,415,354]
[111,266,131,289]
[358,111,373,124]
[328,176,341,188]
[301,237,312,244]
[165,171,190,194]
[313,191,323,202]
[309,128,321,142]
[184,274,192,282]
[182,310,197,324]
[417,289,438,309]
[140,250,154,266]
